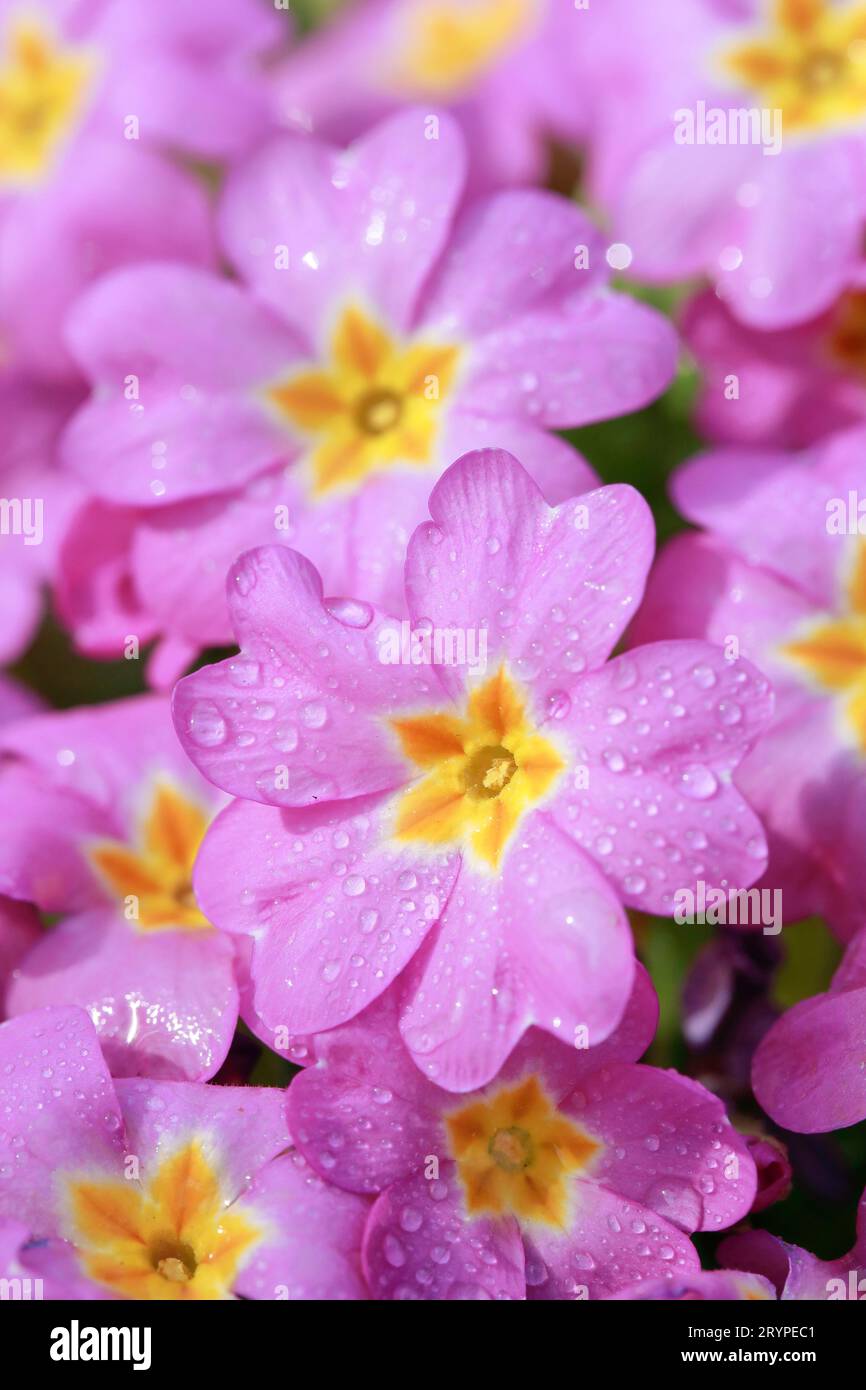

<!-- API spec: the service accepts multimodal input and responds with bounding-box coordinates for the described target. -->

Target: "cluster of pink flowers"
[1,0,865,1304]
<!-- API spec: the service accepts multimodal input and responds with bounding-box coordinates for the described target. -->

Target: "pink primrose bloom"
[0,695,239,1081]
[175,448,772,1091]
[285,977,757,1300]
[0,1005,370,1299]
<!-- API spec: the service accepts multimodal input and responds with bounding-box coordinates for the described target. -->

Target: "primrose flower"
[577,0,866,328]
[752,925,866,1132]
[270,0,587,190]
[0,696,238,1081]
[0,1006,370,1300]
[631,424,866,942]
[176,449,772,1091]
[721,1184,866,1299]
[285,978,756,1300]
[58,106,677,678]
[683,287,866,449]
[0,0,286,376]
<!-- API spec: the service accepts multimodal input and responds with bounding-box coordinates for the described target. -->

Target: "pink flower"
[58,107,677,680]
[176,448,772,1090]
[577,0,866,328]
[0,1006,370,1300]
[721,1184,866,1300]
[0,0,285,376]
[0,695,239,1081]
[632,424,866,941]
[752,926,866,1133]
[683,287,866,449]
[285,978,757,1300]
[270,0,587,190]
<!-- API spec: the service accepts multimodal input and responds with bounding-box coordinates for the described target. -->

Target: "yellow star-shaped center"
[89,781,211,932]
[390,666,564,871]
[389,0,537,97]
[67,1140,262,1300]
[723,0,866,133]
[265,304,460,499]
[446,1075,600,1228]
[0,17,94,183]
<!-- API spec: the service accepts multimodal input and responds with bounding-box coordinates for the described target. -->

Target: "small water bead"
[343,875,366,897]
[679,764,718,800]
[383,1235,406,1268]
[187,701,227,748]
[302,703,328,729]
[545,690,572,720]
[691,663,717,690]
[326,596,373,629]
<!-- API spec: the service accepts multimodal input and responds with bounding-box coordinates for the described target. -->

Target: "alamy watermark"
[674,880,782,935]
[674,100,782,157]
[377,620,488,676]
[826,491,866,534]
[0,496,43,546]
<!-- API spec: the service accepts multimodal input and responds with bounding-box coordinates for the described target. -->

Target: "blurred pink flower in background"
[270,0,587,190]
[577,0,866,327]
[683,286,866,449]
[0,0,287,377]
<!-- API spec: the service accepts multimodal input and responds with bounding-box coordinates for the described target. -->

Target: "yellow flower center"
[782,539,866,745]
[265,304,460,499]
[89,781,211,932]
[723,0,866,133]
[390,666,564,871]
[388,0,537,97]
[446,1075,600,1227]
[0,17,94,184]
[67,1141,262,1301]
